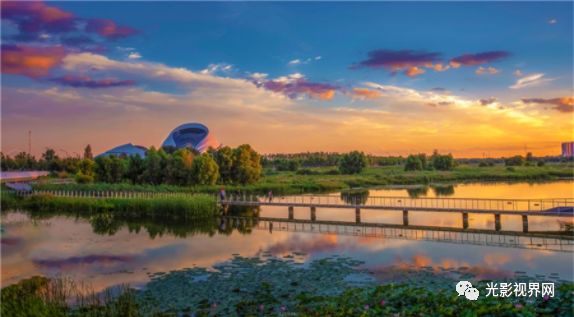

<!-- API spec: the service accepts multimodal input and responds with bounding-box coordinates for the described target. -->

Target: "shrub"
[75,172,94,184]
[505,155,524,166]
[338,151,367,174]
[404,155,423,171]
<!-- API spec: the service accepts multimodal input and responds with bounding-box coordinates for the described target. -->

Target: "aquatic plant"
[5,193,218,220]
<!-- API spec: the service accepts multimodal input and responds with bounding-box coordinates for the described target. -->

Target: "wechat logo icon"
[456,281,480,301]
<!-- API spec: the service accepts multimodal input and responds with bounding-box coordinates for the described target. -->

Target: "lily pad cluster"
[138,254,376,315]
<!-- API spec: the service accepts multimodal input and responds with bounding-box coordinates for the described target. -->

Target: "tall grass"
[7,193,217,220]
[0,276,139,317]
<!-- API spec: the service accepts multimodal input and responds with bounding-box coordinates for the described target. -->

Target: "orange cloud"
[1,45,66,78]
[311,89,336,101]
[522,97,574,113]
[405,66,425,77]
[431,63,449,72]
[351,88,383,100]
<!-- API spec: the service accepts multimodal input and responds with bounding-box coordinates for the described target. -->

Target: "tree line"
[1,144,262,186]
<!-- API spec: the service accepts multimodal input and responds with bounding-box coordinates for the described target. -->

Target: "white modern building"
[162,123,220,153]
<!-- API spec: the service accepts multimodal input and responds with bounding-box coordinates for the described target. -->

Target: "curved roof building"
[162,123,220,153]
[96,143,147,158]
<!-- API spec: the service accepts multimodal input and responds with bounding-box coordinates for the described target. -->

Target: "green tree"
[505,155,524,166]
[94,156,125,183]
[430,150,455,171]
[191,153,219,185]
[232,144,262,184]
[211,146,234,183]
[404,155,423,171]
[13,152,37,170]
[338,151,367,174]
[125,155,146,184]
[166,149,194,185]
[41,148,62,172]
[83,145,93,160]
[143,147,166,184]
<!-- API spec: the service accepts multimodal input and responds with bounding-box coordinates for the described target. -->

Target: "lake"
[2,181,573,293]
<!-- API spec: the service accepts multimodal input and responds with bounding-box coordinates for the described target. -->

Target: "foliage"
[210,146,234,183]
[231,144,262,184]
[1,276,140,317]
[6,193,217,220]
[505,155,525,166]
[404,155,423,171]
[430,150,455,171]
[191,153,219,185]
[0,276,66,317]
[83,145,94,160]
[338,151,368,174]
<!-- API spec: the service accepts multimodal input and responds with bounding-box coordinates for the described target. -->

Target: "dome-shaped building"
[162,123,220,153]
[96,143,148,158]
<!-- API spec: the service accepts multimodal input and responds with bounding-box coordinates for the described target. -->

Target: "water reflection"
[1,181,573,294]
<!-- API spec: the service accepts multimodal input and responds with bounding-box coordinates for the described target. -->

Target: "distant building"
[96,143,147,158]
[562,142,574,158]
[162,122,220,153]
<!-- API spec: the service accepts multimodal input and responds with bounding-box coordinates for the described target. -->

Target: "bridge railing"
[225,194,573,212]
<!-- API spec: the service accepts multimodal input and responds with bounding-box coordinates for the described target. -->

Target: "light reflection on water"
[1,181,573,291]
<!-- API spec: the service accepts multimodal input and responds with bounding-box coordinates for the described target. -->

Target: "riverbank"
[1,192,217,220]
[30,164,574,195]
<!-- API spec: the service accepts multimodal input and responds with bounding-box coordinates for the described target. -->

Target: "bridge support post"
[403,209,409,226]
[494,213,501,231]
[355,208,361,223]
[288,206,294,220]
[462,212,469,229]
[310,206,316,222]
[522,215,528,233]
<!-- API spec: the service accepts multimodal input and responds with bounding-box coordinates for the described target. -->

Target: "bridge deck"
[221,194,574,217]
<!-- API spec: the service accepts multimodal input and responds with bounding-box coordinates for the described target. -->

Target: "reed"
[6,193,217,220]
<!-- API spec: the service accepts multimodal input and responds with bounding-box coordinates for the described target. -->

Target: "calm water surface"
[2,181,573,291]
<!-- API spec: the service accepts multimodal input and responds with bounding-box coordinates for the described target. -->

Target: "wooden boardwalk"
[221,194,574,217]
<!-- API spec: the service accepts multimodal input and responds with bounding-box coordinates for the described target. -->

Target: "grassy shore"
[1,192,217,220]
[3,274,573,317]
[31,163,574,195]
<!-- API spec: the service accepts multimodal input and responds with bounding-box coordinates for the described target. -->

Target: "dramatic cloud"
[261,74,338,100]
[2,1,137,43]
[49,75,136,88]
[449,51,510,68]
[85,19,137,39]
[353,49,442,74]
[354,49,509,76]
[350,87,383,100]
[405,66,425,77]
[475,66,499,75]
[510,73,553,89]
[61,53,249,89]
[522,97,573,113]
[1,44,66,78]
[1,1,75,39]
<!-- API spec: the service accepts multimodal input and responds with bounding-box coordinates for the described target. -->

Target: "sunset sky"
[2,1,573,158]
